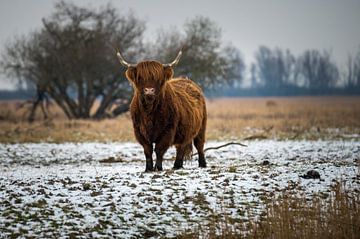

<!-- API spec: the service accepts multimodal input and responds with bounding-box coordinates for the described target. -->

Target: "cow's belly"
[173,119,202,145]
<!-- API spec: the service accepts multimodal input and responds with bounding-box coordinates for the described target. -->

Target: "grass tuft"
[177,182,360,239]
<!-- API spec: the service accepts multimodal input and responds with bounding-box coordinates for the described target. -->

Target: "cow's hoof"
[173,160,183,170]
[155,166,163,171]
[199,162,207,168]
[173,165,183,170]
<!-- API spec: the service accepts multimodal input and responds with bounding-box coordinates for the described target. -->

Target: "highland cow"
[117,50,207,171]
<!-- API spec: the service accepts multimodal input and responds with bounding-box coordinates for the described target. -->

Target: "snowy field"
[0,140,359,238]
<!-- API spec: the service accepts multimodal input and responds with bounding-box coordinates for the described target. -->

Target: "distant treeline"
[234,46,360,96]
[208,85,360,97]
[1,45,360,100]
[0,90,34,100]
[2,82,358,101]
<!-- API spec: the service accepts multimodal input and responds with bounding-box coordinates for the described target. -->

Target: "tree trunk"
[111,102,130,117]
[93,89,117,119]
[47,86,73,119]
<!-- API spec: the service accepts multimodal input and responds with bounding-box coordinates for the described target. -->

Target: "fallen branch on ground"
[192,141,247,157]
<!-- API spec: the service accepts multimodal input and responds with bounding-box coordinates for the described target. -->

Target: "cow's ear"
[125,67,137,83]
[163,66,174,80]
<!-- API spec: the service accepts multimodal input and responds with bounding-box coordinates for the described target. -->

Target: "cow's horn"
[164,50,182,67]
[116,51,136,68]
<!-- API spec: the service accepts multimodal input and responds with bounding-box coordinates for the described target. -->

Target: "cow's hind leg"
[173,143,192,169]
[194,126,206,168]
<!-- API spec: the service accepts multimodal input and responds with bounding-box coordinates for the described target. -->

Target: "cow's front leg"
[142,143,154,172]
[154,133,174,171]
[133,124,154,172]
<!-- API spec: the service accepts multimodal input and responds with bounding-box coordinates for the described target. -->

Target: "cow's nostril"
[144,88,155,95]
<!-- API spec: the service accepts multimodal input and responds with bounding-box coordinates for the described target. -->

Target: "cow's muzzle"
[144,87,155,96]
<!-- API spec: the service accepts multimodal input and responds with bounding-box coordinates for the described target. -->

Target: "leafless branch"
[192,141,247,157]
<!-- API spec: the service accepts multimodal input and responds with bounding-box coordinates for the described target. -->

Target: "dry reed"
[177,181,360,239]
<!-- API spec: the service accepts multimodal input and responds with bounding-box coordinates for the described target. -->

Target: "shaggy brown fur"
[125,60,207,171]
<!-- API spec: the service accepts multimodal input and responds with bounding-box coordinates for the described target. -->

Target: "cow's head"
[117,51,182,104]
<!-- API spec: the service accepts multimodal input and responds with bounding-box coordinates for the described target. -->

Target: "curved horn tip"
[116,51,134,68]
[175,50,183,59]
[165,50,183,67]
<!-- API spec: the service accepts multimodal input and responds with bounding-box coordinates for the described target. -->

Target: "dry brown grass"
[177,182,360,239]
[206,96,360,140]
[250,183,360,239]
[0,96,360,143]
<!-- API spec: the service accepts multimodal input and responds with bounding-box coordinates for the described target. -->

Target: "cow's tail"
[183,143,193,161]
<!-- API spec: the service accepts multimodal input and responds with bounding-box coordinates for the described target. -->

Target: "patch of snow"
[0,140,359,238]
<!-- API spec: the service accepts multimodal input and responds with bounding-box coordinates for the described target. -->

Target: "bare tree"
[1,1,145,119]
[345,48,360,91]
[147,16,245,89]
[250,63,258,88]
[297,49,339,92]
[254,46,296,91]
[28,83,50,122]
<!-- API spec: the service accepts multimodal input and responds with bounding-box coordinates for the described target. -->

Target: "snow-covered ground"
[0,140,359,238]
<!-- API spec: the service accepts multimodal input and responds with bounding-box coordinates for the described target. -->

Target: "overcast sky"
[1,0,360,89]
